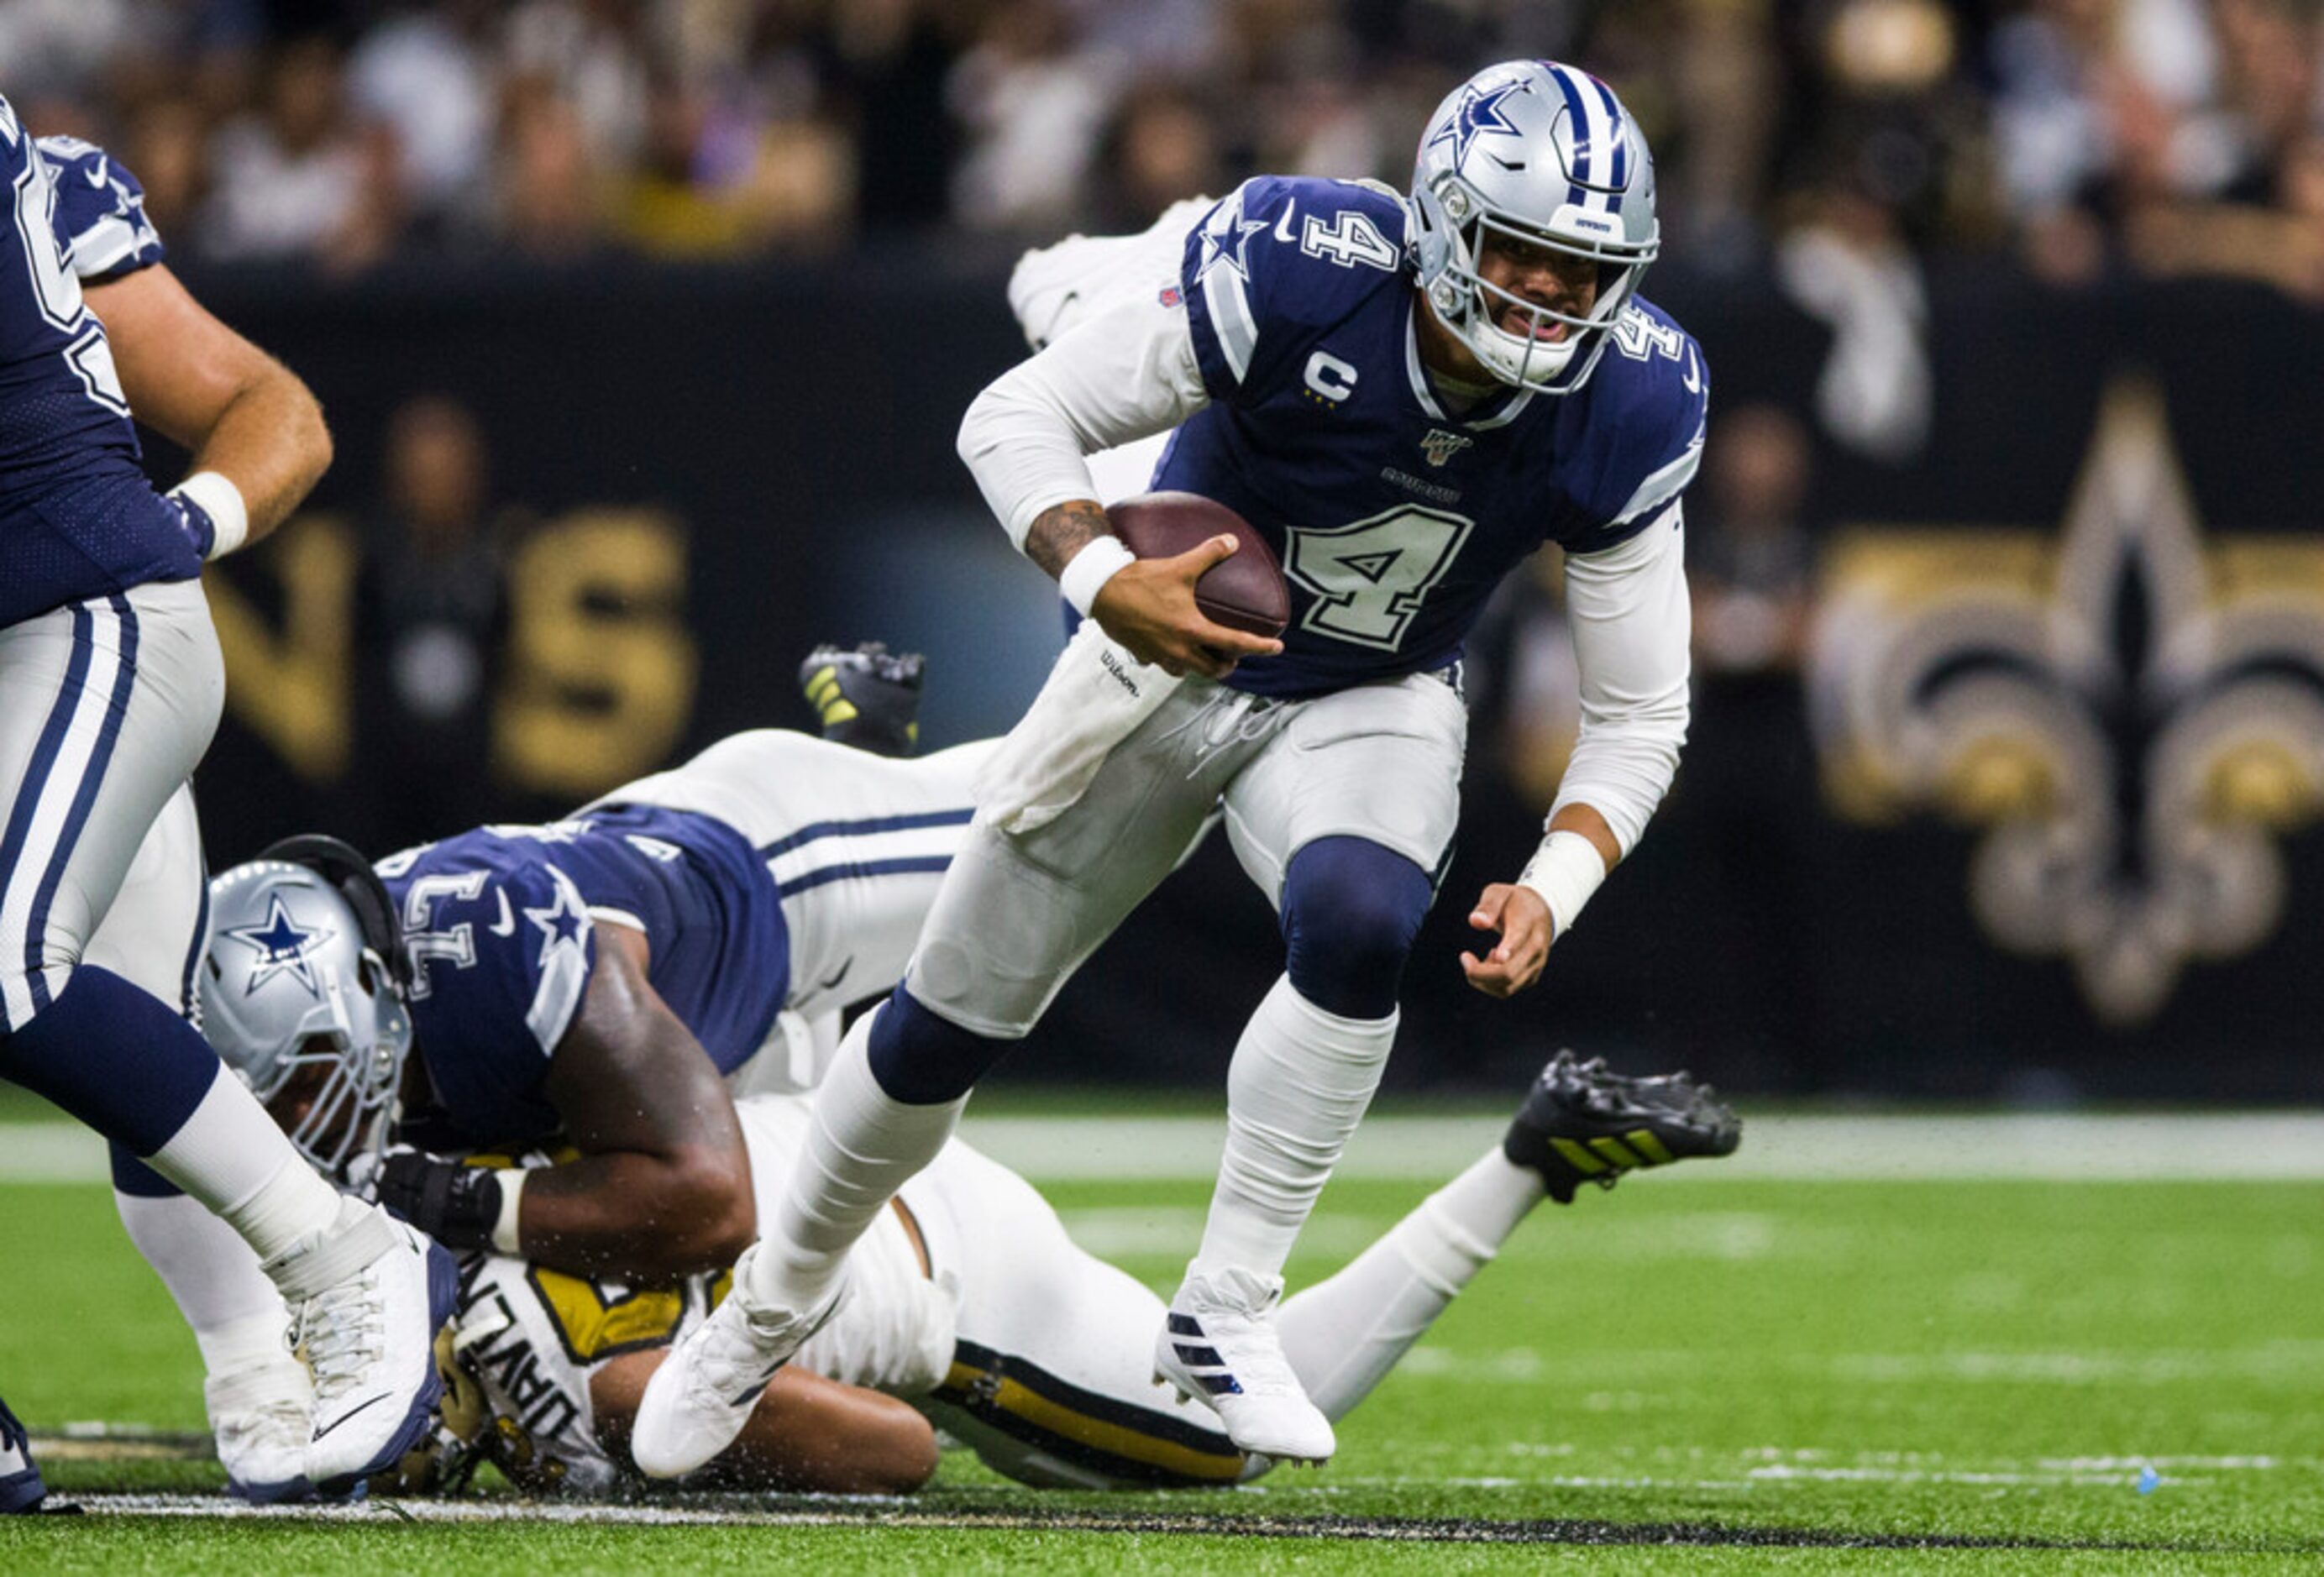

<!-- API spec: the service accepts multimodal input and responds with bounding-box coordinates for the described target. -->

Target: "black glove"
[375,1150,503,1254]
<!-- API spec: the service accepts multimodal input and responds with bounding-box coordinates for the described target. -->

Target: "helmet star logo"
[1427,80,1528,170]
[222,895,335,998]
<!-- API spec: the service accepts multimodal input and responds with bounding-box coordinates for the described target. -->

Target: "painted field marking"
[4,1113,2322,1186]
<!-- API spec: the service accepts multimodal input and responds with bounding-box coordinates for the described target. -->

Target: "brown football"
[1107,491,1291,639]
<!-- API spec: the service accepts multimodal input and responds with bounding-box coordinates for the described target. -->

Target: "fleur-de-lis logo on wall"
[1813,378,2324,1024]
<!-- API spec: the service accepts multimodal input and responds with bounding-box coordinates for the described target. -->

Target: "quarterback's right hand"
[1092,537,1283,679]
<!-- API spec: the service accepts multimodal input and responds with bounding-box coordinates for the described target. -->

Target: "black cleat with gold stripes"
[1503,1050,1742,1204]
[799,642,926,758]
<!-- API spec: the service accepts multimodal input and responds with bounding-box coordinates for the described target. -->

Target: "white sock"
[197,1312,297,1378]
[1277,1149,1545,1421]
[139,1067,344,1260]
[115,1189,289,1349]
[1189,976,1396,1282]
[750,1005,967,1312]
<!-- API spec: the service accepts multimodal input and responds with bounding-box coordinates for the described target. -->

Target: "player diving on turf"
[161,647,984,1496]
[232,997,1739,1496]
[0,97,454,1502]
[636,60,1706,1475]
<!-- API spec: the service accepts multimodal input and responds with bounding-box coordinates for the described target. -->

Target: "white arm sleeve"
[956,291,1211,552]
[1550,502,1694,857]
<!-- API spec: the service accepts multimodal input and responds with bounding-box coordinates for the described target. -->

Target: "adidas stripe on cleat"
[1152,1266,1335,1465]
[1163,1313,1241,1396]
[1503,1049,1741,1203]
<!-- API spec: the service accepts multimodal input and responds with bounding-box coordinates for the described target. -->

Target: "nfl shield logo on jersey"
[1419,429,1472,468]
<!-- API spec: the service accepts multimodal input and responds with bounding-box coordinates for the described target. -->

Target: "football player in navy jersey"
[639,60,1705,1475]
[178,660,987,1494]
[0,97,456,1500]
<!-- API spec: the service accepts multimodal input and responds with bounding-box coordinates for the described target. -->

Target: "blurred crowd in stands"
[6,0,2322,298]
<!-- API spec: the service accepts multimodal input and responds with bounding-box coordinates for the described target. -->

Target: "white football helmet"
[1410,60,1660,395]
[200,836,412,1179]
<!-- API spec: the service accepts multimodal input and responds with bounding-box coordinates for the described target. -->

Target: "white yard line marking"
[957,1113,2324,1182]
[5,1112,2323,1186]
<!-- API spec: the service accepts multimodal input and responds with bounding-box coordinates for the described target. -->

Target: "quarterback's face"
[1475,232,1599,340]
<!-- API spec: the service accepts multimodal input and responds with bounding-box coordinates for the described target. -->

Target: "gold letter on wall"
[207,516,355,782]
[495,509,698,797]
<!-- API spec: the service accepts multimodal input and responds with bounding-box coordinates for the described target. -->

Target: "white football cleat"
[630,1245,842,1480]
[264,1198,457,1496]
[1153,1265,1335,1466]
[207,1356,315,1504]
[1,1394,55,1514]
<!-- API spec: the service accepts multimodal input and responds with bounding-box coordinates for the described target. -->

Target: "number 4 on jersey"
[1300,210,1398,272]
[1284,506,1474,651]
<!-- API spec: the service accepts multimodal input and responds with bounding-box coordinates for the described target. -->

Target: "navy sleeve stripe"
[179,836,210,1021]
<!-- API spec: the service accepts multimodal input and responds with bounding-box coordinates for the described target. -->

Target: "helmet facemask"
[1421,176,1655,393]
[239,949,412,1181]
[201,848,415,1184]
[1409,61,1662,396]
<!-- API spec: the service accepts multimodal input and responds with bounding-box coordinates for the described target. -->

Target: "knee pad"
[867,983,1016,1104]
[1280,836,1435,1019]
[0,965,219,1154]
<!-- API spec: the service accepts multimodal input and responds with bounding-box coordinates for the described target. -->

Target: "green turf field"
[3,1102,2320,1572]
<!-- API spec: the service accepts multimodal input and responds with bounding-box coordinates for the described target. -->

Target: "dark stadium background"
[18,0,2321,1102]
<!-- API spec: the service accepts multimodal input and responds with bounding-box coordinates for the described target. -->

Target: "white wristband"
[1516,829,1608,940]
[1057,534,1137,617]
[170,470,249,558]
[489,1168,527,1255]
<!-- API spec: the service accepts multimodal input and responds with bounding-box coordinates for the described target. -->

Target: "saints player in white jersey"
[641,60,1702,1474]
[337,1061,1737,1496]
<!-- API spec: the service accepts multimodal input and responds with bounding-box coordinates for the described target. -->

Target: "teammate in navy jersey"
[204,731,984,1277]
[181,669,987,1493]
[0,97,455,1501]
[638,60,1703,1475]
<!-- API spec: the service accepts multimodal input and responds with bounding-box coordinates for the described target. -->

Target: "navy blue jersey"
[43,134,167,285]
[0,103,193,628]
[1171,176,1707,698]
[379,804,790,1148]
